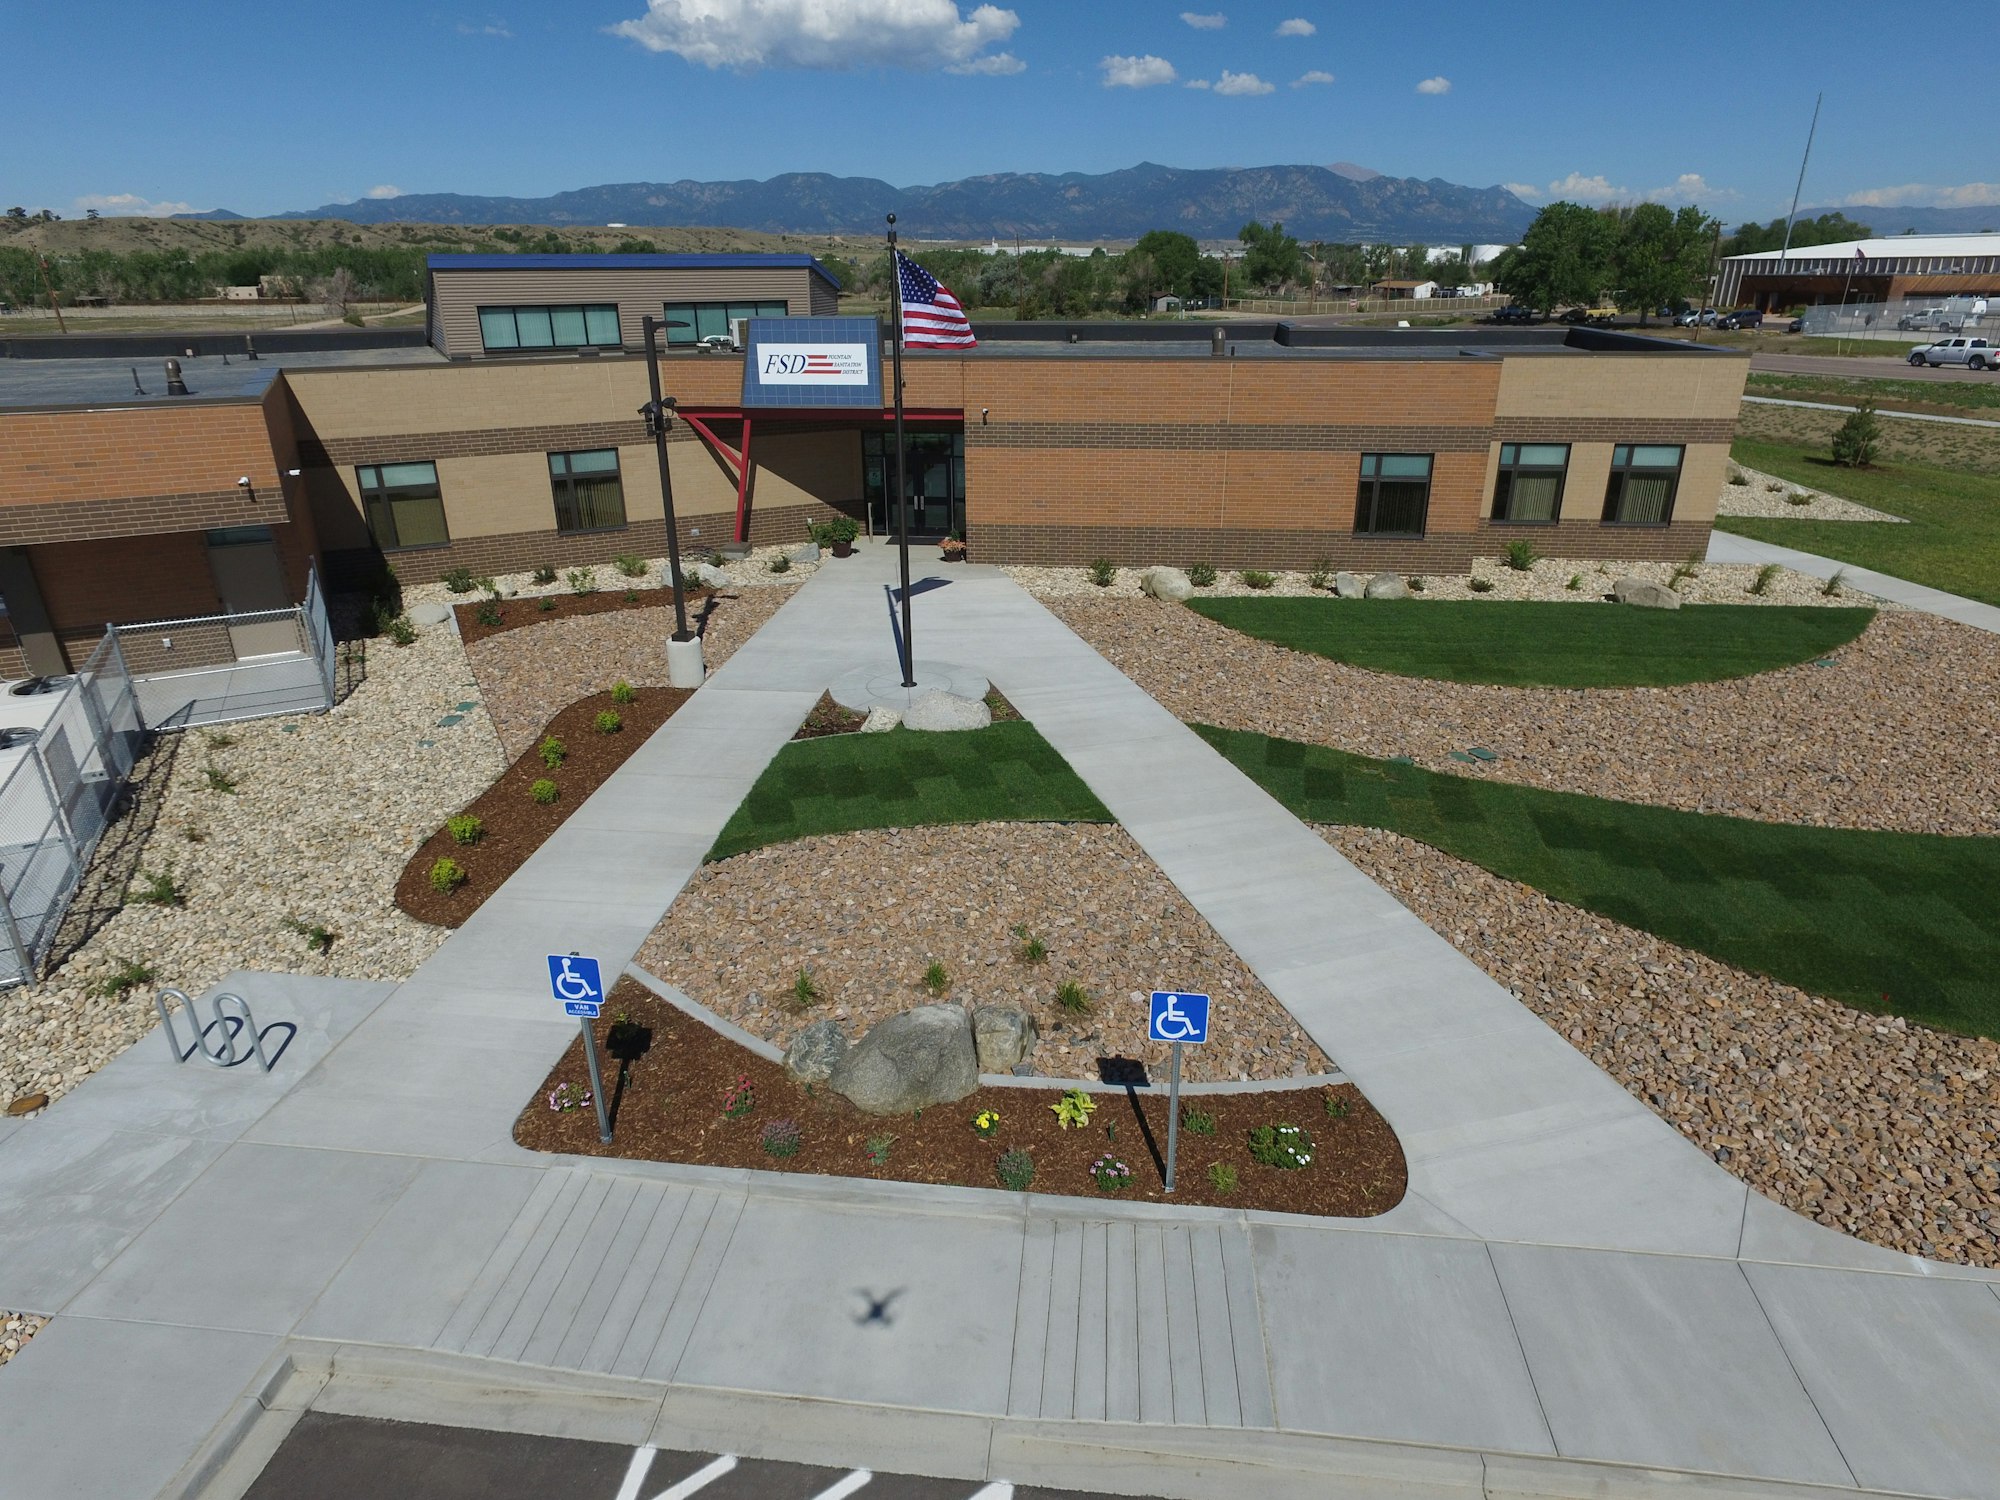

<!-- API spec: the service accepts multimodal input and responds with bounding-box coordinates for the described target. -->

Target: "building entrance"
[862,430,964,539]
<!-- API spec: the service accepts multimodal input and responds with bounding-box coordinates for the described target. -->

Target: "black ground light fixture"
[886,213,916,687]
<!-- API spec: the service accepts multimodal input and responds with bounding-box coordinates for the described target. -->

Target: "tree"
[1130,230,1201,298]
[1238,220,1303,290]
[85,208,101,221]
[1831,400,1882,469]
[1496,201,1617,312]
[1614,203,1715,323]
[3,207,24,221]
[316,266,360,318]
[1719,211,1872,258]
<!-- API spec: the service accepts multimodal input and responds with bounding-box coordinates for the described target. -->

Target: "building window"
[356,462,449,550]
[661,300,790,345]
[1354,453,1433,537]
[549,449,627,533]
[477,304,621,352]
[1602,444,1683,526]
[1492,443,1570,523]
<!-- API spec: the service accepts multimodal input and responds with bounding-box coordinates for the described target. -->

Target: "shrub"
[791,967,819,1008]
[1566,572,1583,591]
[1090,1155,1132,1193]
[475,603,502,627]
[1786,489,1814,507]
[1728,470,1750,486]
[1305,559,1335,591]
[611,679,637,705]
[1750,562,1782,596]
[1011,923,1047,964]
[1323,1091,1349,1120]
[1087,558,1117,587]
[1054,979,1090,1013]
[1406,576,1425,593]
[761,1118,802,1158]
[722,1073,754,1119]
[996,1148,1036,1190]
[384,614,418,646]
[1669,558,1701,591]
[566,567,597,595]
[1207,1161,1240,1195]
[1049,1088,1097,1129]
[428,857,467,894]
[1248,1122,1314,1170]
[864,1133,896,1164]
[538,735,566,769]
[283,916,336,954]
[547,1081,591,1112]
[1468,577,1495,594]
[1238,569,1276,590]
[98,957,156,998]
[531,563,558,585]
[623,590,639,603]
[923,959,950,996]
[203,763,238,794]
[823,515,860,546]
[1179,1108,1217,1137]
[203,730,236,750]
[1187,562,1217,587]
[530,778,558,805]
[442,566,477,594]
[1503,539,1539,572]
[477,576,499,598]
[768,553,792,574]
[1823,568,1846,598]
[614,553,648,578]
[538,597,557,613]
[706,550,726,569]
[594,710,623,734]
[128,867,183,907]
[1831,400,1882,469]
[446,814,484,845]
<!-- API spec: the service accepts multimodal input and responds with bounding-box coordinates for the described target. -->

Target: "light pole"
[640,314,705,687]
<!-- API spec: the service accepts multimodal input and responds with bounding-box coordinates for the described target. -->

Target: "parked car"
[1492,304,1539,323]
[1786,315,1805,333]
[1556,307,1593,325]
[1717,308,1764,330]
[1898,307,1963,333]
[1908,337,1996,370]
[1675,307,1718,327]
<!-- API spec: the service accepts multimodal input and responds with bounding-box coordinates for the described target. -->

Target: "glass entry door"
[862,430,964,538]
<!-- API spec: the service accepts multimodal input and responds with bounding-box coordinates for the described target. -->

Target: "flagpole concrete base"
[667,636,706,688]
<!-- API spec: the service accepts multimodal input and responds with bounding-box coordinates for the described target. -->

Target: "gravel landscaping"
[1322,824,2000,1268]
[0,1312,46,1370]
[401,543,819,611]
[636,822,1332,1084]
[1717,460,1909,522]
[1052,600,2000,837]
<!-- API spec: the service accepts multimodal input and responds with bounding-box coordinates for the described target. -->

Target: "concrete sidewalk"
[1708,528,2000,635]
[4,541,1999,1500]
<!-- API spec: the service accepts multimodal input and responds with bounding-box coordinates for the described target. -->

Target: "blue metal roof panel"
[425,252,841,289]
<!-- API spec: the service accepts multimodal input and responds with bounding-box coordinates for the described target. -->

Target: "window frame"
[355,461,450,551]
[1353,452,1435,538]
[1601,443,1685,527]
[474,304,622,354]
[660,299,792,346]
[547,448,629,535]
[1491,442,1570,525]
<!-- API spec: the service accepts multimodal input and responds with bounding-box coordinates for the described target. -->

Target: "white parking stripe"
[652,1453,739,1500]
[965,1484,1013,1500]
[809,1470,873,1500]
[616,1447,657,1500]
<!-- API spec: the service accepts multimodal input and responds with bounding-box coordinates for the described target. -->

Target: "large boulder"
[784,1019,849,1085]
[830,1004,979,1115]
[690,562,731,589]
[1612,577,1683,610]
[903,689,991,732]
[1364,572,1410,600]
[1139,566,1194,603]
[971,1004,1037,1074]
[788,542,821,565]
[410,602,453,627]
[1335,571,1367,599]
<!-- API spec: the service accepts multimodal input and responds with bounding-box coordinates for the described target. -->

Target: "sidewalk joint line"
[1736,1261,1860,1488]
[1481,1242,1560,1458]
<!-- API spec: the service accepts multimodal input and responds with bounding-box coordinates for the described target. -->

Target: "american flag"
[895,250,977,348]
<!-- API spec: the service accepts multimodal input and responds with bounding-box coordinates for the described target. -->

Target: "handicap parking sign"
[548,953,604,1018]
[1149,990,1211,1045]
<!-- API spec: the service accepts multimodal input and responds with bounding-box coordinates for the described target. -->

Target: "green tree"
[1238,220,1304,290]
[1130,230,1201,298]
[1496,202,1618,312]
[1719,211,1872,258]
[1614,203,1715,323]
[1831,400,1882,468]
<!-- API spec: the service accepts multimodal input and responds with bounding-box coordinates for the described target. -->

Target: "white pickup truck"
[1908,336,1997,370]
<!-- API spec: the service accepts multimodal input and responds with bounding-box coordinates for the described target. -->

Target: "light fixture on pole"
[640,314,705,688]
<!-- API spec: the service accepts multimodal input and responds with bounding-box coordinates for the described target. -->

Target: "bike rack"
[156,988,294,1072]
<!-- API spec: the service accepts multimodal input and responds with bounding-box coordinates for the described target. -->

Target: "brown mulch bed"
[453,584,713,647]
[515,979,1407,1217]
[396,686,690,927]
[794,691,868,739]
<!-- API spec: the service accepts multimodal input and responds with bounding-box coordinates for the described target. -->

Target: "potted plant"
[939,530,966,562]
[813,516,860,558]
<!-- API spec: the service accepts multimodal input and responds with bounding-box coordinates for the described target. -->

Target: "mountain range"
[183,162,1541,244]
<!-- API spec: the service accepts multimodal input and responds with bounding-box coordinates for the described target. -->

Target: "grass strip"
[1194,725,2000,1038]
[708,719,1111,862]
[1185,597,1874,687]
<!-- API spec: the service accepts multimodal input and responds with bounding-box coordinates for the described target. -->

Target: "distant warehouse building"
[1716,233,2000,312]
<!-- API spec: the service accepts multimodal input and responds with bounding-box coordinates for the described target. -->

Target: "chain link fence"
[1793,297,1993,342]
[113,566,336,730]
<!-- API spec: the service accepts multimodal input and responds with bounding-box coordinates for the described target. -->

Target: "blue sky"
[8,0,1994,224]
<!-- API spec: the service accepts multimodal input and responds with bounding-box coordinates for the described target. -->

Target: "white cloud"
[1292,69,1334,86]
[1838,181,2000,209]
[1101,53,1177,88]
[456,18,512,36]
[72,192,199,217]
[1643,172,1735,204]
[1503,182,1542,201]
[947,50,1023,73]
[611,0,1020,72]
[1415,75,1450,94]
[1544,172,1623,203]
[1180,11,1226,27]
[1213,69,1275,95]
[1275,17,1315,35]
[364,184,404,199]
[1184,77,1210,88]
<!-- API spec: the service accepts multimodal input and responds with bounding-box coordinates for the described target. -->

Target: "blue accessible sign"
[548,953,604,1018]
[1149,990,1211,1045]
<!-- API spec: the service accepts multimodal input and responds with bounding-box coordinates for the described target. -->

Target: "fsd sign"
[757,345,870,384]
[741,317,883,409]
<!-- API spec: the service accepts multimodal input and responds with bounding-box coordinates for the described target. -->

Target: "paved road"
[1749,351,1999,381]
[243,1413,1101,1500]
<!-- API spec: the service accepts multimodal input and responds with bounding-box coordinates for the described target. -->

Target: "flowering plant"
[1049,1088,1096,1129]
[548,1082,592,1113]
[972,1109,1001,1138]
[1248,1122,1313,1170]
[1090,1155,1132,1192]
[761,1118,801,1158]
[939,536,966,559]
[722,1074,755,1119]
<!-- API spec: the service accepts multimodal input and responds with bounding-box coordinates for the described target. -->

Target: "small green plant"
[1050,1088,1097,1129]
[203,730,236,750]
[761,1118,801,1158]
[531,563,558,585]
[768,553,792,574]
[611,679,637,705]
[1728,470,1750,486]
[203,763,238,794]
[428,857,467,894]
[1238,569,1276,590]
[791,967,820,1008]
[1786,489,1814,507]
[1054,979,1090,1014]
[1503,538,1539,572]
[1011,923,1047,964]
[1305,558,1335,591]
[1566,572,1583,591]
[446,814,484,845]
[477,576,499,597]
[98,958,155,998]
[180,818,207,843]
[972,1108,1001,1139]
[722,1073,755,1119]
[1750,562,1782,596]
[282,916,335,954]
[594,710,623,734]
[1823,568,1846,598]
[538,596,557,613]
[922,959,950,996]
[1468,577,1495,594]
[128,867,183,907]
[864,1133,896,1164]
[1179,1108,1217,1137]
[1831,399,1882,469]
[614,552,648,578]
[1187,561,1218,587]
[530,778,558,805]
[442,566,477,593]
[1669,557,1701,591]
[547,1081,591,1112]
[623,589,638,603]
[566,567,597,595]
[384,614,418,646]
[538,735,566,769]
[1090,1155,1132,1193]
[1087,557,1117,587]
[475,602,502,627]
[706,550,726,568]
[1406,576,1425,592]
[1248,1122,1314,1170]
[996,1148,1036,1190]
[1207,1161,1240,1195]
[1323,1091,1349,1119]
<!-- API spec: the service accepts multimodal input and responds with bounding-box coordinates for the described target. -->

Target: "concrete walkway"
[1708,528,2000,635]
[5,541,2000,1500]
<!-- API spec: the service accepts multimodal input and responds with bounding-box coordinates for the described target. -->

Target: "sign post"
[548,952,611,1143]
[1148,990,1212,1193]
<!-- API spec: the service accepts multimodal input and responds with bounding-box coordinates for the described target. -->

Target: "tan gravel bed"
[636,823,1331,1084]
[0,1312,46,1369]
[1322,824,2000,1268]
[1052,600,1999,836]
[0,623,505,1111]
[403,544,817,610]
[467,586,797,756]
[1717,460,1909,522]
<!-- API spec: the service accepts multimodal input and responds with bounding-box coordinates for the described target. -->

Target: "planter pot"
[831,542,854,558]
[940,551,966,563]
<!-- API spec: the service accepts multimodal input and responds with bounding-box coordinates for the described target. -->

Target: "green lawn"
[1721,439,2000,606]
[708,720,1111,861]
[1746,371,2000,416]
[1185,597,1875,687]
[1195,727,2000,1038]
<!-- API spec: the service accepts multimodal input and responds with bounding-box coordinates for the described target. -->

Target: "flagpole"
[887,214,916,688]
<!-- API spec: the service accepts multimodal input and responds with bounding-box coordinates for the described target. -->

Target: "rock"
[4,1093,48,1116]
[830,1004,979,1114]
[902,689,991,732]
[788,542,822,564]
[1364,572,1409,600]
[1139,566,1194,603]
[783,1019,849,1084]
[1335,571,1367,599]
[691,563,731,589]
[1612,577,1683,610]
[859,707,901,733]
[409,602,452,626]
[971,1004,1037,1073]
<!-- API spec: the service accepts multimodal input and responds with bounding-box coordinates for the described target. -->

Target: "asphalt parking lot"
[243,1413,1126,1500]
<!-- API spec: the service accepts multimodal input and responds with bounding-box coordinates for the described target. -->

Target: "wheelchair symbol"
[1155,995,1197,1039]
[547,953,604,1006]
[1148,990,1211,1045]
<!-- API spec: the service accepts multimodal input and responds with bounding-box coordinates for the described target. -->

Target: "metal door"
[205,529,301,658]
